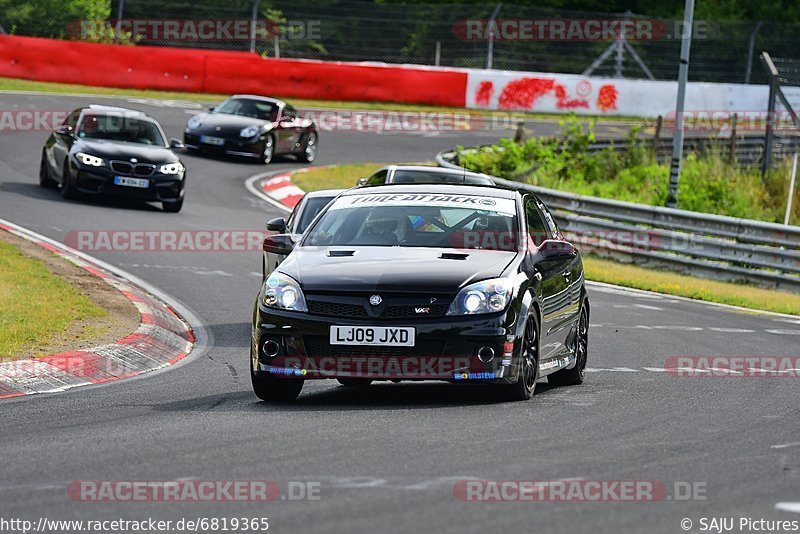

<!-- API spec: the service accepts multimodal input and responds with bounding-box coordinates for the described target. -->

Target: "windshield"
[392,170,493,185]
[76,113,165,146]
[296,196,336,233]
[304,193,519,250]
[214,98,278,121]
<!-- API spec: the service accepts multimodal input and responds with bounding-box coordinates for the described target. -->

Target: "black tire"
[261,134,275,164]
[162,198,184,213]
[60,161,77,199]
[502,316,540,401]
[298,132,318,163]
[39,151,56,188]
[251,364,304,401]
[548,305,589,387]
[337,378,373,387]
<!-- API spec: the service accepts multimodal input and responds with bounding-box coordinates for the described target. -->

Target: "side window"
[537,201,561,240]
[282,105,298,121]
[525,198,550,247]
[366,170,388,186]
[64,110,81,129]
[285,204,299,233]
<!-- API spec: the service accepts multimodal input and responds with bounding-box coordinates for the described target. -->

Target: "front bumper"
[74,167,184,202]
[251,301,523,383]
[184,131,262,158]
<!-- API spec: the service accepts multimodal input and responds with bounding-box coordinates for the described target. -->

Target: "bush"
[458,117,799,224]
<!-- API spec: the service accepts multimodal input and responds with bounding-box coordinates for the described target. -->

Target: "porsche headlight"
[187,116,202,129]
[262,272,307,312]
[75,152,104,167]
[447,278,512,315]
[240,125,261,138]
[159,162,185,175]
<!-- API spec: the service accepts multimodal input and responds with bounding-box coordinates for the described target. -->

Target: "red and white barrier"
[1,35,796,118]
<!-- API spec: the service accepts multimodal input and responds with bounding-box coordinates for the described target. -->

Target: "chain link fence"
[2,0,800,84]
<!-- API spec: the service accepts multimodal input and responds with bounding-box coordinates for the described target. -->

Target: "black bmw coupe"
[40,105,186,213]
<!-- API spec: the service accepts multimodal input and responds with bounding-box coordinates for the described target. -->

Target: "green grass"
[286,163,800,315]
[291,163,391,192]
[584,256,800,315]
[0,76,643,122]
[0,238,107,360]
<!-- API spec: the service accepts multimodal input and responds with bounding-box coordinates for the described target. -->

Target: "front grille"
[303,336,445,358]
[110,161,156,177]
[305,293,452,320]
[307,301,368,318]
[381,304,448,319]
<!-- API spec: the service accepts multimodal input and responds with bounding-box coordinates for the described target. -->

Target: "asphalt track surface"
[1,92,799,534]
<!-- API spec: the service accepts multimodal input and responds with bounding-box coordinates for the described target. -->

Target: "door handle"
[563,271,571,282]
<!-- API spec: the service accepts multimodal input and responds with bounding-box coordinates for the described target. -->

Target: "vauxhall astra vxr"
[252,184,589,401]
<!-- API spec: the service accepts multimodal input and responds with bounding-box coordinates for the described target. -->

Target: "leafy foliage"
[459,118,799,224]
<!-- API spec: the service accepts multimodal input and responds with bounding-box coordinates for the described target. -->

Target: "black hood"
[187,112,274,137]
[73,138,178,164]
[278,246,518,293]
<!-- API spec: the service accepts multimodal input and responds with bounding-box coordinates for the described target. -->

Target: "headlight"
[187,116,201,129]
[262,272,307,312]
[159,162,185,175]
[75,152,104,167]
[240,125,261,138]
[446,277,512,316]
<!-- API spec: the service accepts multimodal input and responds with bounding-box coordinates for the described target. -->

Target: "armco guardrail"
[437,147,800,291]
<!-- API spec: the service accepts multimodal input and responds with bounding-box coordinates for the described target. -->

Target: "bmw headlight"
[75,152,104,167]
[447,277,512,315]
[240,125,261,138]
[187,116,202,129]
[159,162,185,175]
[262,272,307,312]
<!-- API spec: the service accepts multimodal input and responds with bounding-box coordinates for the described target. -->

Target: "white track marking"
[771,443,800,449]
[775,503,800,514]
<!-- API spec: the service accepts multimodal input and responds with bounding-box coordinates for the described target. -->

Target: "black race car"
[252,184,589,401]
[39,105,186,213]
[184,95,318,164]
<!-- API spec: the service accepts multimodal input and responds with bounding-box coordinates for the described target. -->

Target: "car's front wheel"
[60,161,77,199]
[298,132,318,163]
[251,362,304,401]
[39,151,56,188]
[503,315,540,401]
[162,198,184,213]
[337,378,372,387]
[548,304,589,387]
[261,135,275,164]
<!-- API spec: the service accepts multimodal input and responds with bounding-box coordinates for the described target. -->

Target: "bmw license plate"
[199,135,225,146]
[330,326,415,347]
[113,176,149,188]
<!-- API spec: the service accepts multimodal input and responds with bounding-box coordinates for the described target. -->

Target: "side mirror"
[56,125,74,136]
[263,234,294,255]
[208,105,216,112]
[356,177,367,187]
[169,138,185,150]
[537,239,576,260]
[266,217,287,233]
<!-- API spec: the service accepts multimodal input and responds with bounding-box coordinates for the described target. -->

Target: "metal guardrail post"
[787,153,799,226]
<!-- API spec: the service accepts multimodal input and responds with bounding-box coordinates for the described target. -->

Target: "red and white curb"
[0,219,198,399]
[259,172,306,209]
